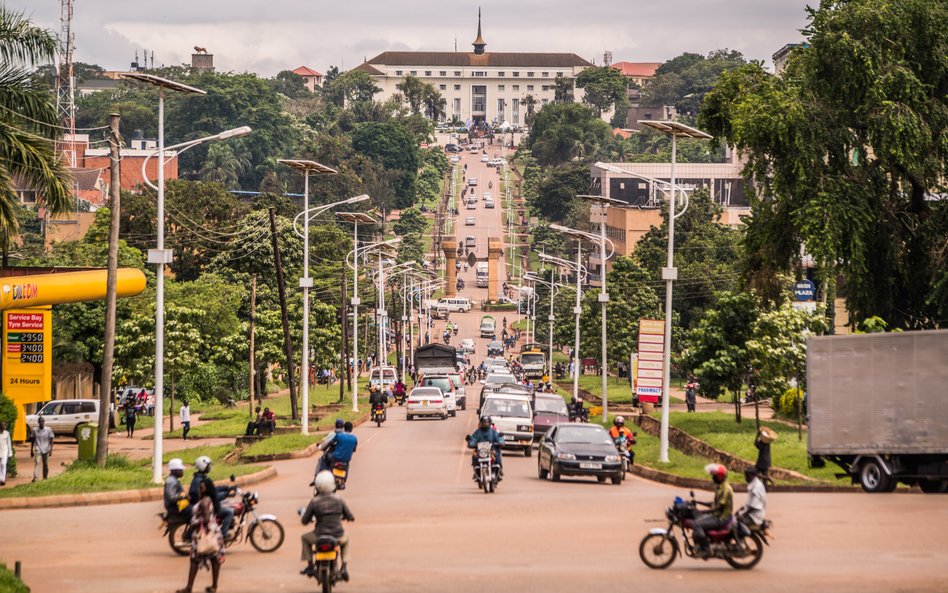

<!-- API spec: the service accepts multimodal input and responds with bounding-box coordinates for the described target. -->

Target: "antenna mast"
[56,0,77,167]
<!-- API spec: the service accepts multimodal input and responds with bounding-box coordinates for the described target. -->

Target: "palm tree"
[0,8,72,258]
[199,143,249,187]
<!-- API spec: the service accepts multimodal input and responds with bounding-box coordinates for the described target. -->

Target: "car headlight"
[517,424,532,432]
[605,455,620,463]
[556,452,576,460]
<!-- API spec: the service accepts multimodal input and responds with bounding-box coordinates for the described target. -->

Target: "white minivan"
[437,297,472,312]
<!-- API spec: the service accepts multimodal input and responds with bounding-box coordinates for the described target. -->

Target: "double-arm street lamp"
[523,271,573,380]
[539,252,587,403]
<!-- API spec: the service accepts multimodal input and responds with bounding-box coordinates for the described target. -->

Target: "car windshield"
[555,425,614,445]
[535,398,568,415]
[522,353,545,364]
[40,402,61,415]
[488,341,502,349]
[422,378,452,392]
[486,374,515,385]
[482,398,531,418]
[449,376,463,388]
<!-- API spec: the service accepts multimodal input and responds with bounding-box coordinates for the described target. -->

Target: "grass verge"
[0,565,28,593]
[241,433,322,458]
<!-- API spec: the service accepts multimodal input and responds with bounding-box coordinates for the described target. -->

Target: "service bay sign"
[636,318,665,404]
[3,307,52,440]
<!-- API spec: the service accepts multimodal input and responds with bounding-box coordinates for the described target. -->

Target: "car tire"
[407,414,413,421]
[441,413,448,420]
[597,476,607,483]
[450,410,456,417]
[612,473,623,485]
[538,461,548,480]
[524,446,532,458]
[859,458,894,493]
[551,465,561,482]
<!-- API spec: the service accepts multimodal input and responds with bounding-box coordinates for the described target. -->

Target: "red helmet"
[705,464,728,480]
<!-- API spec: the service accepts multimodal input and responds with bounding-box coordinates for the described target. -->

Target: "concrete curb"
[627,464,861,493]
[0,466,278,511]
[238,412,371,463]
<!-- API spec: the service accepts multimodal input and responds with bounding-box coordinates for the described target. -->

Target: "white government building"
[353,11,592,125]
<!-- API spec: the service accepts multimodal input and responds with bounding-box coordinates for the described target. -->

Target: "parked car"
[26,399,99,440]
[532,393,569,440]
[406,387,448,420]
[465,216,476,226]
[445,143,459,153]
[450,155,461,164]
[537,423,624,484]
[417,375,457,417]
[481,394,534,456]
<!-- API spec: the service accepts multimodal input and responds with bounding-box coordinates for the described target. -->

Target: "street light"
[539,252,587,403]
[345,237,399,411]
[524,272,572,377]
[638,120,712,463]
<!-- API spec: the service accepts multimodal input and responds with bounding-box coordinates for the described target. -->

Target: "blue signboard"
[793,279,816,301]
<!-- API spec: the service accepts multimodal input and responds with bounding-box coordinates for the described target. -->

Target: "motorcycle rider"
[738,466,767,528]
[188,455,234,541]
[369,387,388,421]
[164,458,191,521]
[300,471,355,580]
[315,421,358,477]
[692,464,734,555]
[314,419,345,476]
[608,416,633,440]
[465,415,505,478]
[393,379,406,402]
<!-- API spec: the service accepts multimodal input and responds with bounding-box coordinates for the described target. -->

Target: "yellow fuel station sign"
[3,307,52,440]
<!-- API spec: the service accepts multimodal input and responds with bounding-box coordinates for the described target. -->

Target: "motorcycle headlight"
[477,448,491,459]
[556,452,576,460]
[605,455,620,463]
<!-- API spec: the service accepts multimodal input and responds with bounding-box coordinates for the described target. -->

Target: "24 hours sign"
[3,307,52,440]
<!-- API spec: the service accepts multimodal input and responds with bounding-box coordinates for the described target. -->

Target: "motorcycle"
[331,461,350,491]
[568,401,589,423]
[393,387,407,406]
[453,325,459,336]
[162,479,285,556]
[615,433,637,471]
[473,442,500,494]
[299,512,349,593]
[638,492,768,570]
[372,402,386,427]
[443,332,451,345]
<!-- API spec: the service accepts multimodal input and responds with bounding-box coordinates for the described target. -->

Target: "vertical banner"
[3,307,53,440]
[635,318,665,404]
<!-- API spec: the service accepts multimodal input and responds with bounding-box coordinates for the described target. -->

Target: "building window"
[527,85,534,91]
[497,98,505,119]
[542,72,549,77]
[512,100,520,125]
[513,72,520,77]
[454,71,462,76]
[454,84,461,91]
[439,84,446,90]
[542,98,549,105]
[424,70,432,76]
[453,97,461,114]
[395,70,403,76]
[542,85,550,91]
[474,71,487,77]
[410,70,417,76]
[498,84,505,91]
[513,85,519,91]
[498,71,505,77]
[527,72,535,77]
[557,72,564,77]
[472,85,487,113]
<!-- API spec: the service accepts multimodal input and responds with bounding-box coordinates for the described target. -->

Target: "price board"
[3,307,52,440]
[635,318,665,404]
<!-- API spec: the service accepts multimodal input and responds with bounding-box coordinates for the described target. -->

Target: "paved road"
[3,150,946,592]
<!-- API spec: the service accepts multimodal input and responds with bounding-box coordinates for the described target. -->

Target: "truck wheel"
[918,479,948,494]
[524,446,532,458]
[859,459,894,493]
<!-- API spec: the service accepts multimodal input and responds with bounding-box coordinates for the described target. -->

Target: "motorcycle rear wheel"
[724,533,764,570]
[639,533,678,569]
[168,523,191,556]
[249,518,285,552]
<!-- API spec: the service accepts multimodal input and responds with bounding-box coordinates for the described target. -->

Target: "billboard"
[636,318,665,403]
[3,307,53,440]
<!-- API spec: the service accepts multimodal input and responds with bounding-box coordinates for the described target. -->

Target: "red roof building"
[292,66,323,92]
[610,61,662,86]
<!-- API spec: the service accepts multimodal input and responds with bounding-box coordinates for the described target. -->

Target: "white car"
[406,387,448,420]
[450,155,461,164]
[26,399,99,439]
[465,216,476,225]
[419,375,457,416]
[466,201,477,210]
[468,177,478,186]
[459,338,476,354]
[480,153,489,162]
[483,191,492,201]
[485,199,495,209]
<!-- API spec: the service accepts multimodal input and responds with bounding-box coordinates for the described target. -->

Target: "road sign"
[793,279,816,301]
[635,318,665,403]
[3,307,52,440]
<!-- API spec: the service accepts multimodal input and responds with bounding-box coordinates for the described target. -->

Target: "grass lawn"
[660,411,837,482]
[242,433,322,458]
[634,429,716,481]
[0,565,28,593]
[0,452,260,499]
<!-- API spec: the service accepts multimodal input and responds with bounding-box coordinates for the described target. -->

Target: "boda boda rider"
[608,416,633,441]
[692,464,734,554]
[300,471,355,580]
[465,415,505,478]
[188,456,234,541]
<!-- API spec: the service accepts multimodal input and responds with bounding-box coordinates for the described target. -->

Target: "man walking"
[0,420,12,486]
[31,416,55,481]
[180,400,191,440]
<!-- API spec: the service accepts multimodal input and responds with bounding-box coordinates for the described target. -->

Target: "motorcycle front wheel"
[724,533,764,570]
[167,523,191,556]
[639,533,678,569]
[249,518,285,552]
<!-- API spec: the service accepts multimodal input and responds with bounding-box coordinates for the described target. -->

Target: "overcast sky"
[17,1,810,76]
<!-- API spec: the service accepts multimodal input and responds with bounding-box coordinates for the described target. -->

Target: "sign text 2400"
[20,353,43,363]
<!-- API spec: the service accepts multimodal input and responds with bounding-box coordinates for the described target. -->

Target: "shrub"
[778,387,805,418]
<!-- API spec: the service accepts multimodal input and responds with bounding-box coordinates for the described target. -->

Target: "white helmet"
[168,458,185,471]
[314,470,336,494]
[195,456,212,473]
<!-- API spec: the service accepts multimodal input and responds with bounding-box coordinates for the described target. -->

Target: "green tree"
[529,162,591,224]
[575,65,628,117]
[326,70,381,106]
[199,143,250,187]
[526,103,612,167]
[351,121,419,208]
[644,49,747,118]
[0,8,72,256]
[393,207,426,236]
[269,70,309,99]
[396,75,426,114]
[520,95,538,126]
[700,0,948,329]
[553,75,574,104]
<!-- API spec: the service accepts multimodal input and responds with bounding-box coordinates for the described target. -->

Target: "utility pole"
[339,265,348,403]
[269,208,298,419]
[96,113,121,466]
[249,275,256,417]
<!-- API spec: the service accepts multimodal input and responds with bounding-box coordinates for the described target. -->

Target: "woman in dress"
[178,479,224,593]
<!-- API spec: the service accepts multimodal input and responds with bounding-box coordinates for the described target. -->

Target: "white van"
[481,394,534,456]
[26,399,99,439]
[437,297,472,312]
[370,366,398,390]
[475,262,489,288]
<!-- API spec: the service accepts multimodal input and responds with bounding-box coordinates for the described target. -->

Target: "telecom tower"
[56,0,76,167]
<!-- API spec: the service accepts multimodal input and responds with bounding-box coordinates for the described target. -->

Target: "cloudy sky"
[17,1,810,76]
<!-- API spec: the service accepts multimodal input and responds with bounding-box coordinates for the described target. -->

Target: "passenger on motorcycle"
[301,471,355,580]
[738,467,767,528]
[465,415,505,477]
[314,419,345,477]
[164,458,191,521]
[393,380,406,401]
[608,416,633,440]
[692,464,734,554]
[315,422,358,476]
[188,456,234,540]
[369,388,388,420]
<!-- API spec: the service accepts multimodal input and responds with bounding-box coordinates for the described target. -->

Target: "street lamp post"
[539,253,586,403]
[279,160,345,433]
[637,120,712,462]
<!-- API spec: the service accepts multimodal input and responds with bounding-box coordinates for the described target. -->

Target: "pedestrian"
[178,479,223,593]
[30,416,54,481]
[755,427,776,481]
[0,420,12,485]
[124,401,137,437]
[180,400,191,440]
[685,380,697,413]
[245,406,262,436]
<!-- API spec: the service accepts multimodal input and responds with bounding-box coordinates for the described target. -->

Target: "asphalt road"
[3,151,946,593]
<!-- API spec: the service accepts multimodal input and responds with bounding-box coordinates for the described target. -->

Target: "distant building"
[772,43,807,75]
[192,51,215,73]
[610,61,662,87]
[353,10,592,125]
[292,66,323,92]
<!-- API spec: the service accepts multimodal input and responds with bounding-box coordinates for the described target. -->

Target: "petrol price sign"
[3,307,52,440]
